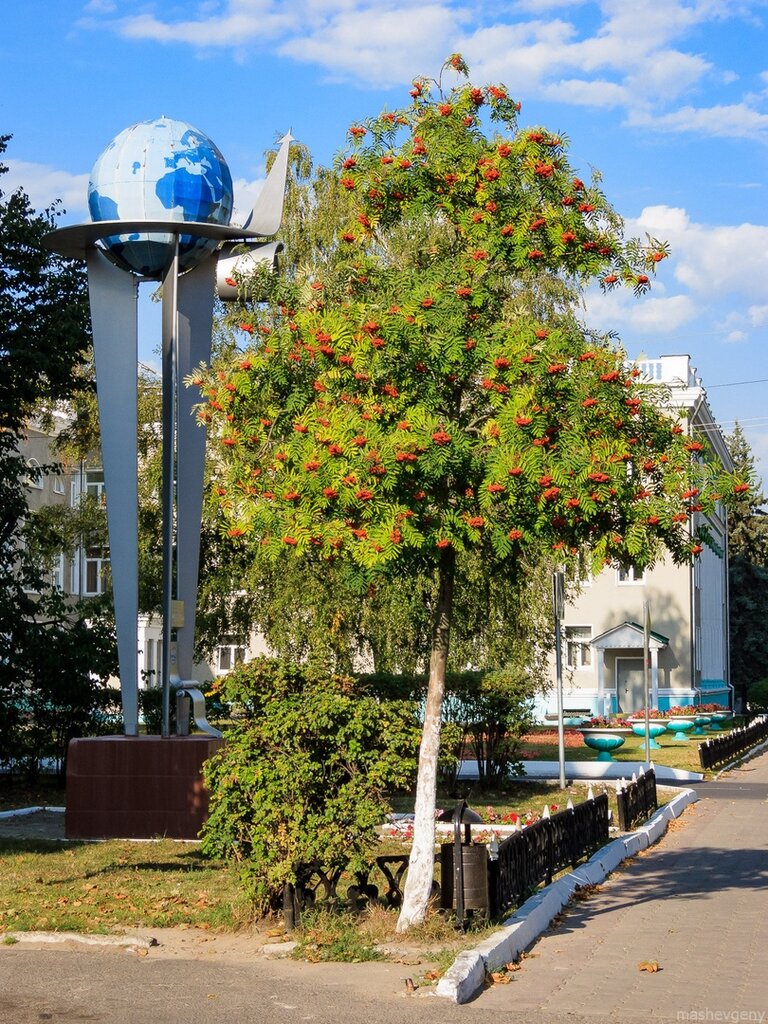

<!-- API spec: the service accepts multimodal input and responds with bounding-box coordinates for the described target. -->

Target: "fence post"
[283,881,298,930]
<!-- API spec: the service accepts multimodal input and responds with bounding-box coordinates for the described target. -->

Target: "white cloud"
[627,102,768,141]
[3,161,89,220]
[626,205,768,303]
[748,304,768,326]
[279,5,465,87]
[725,329,747,343]
[512,0,584,11]
[230,175,267,226]
[676,223,768,298]
[84,0,767,143]
[584,285,697,336]
[540,77,629,108]
[623,49,711,101]
[117,4,295,46]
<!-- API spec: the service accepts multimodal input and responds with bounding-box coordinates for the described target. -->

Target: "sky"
[3,0,768,484]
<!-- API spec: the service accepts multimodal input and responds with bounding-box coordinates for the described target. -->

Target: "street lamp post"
[553,570,566,789]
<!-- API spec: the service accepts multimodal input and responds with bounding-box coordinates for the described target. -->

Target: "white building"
[541,355,732,718]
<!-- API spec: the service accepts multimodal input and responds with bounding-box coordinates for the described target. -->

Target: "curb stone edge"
[435,786,698,1004]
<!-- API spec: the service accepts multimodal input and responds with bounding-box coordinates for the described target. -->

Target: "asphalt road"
[0,947,469,1024]
[0,946,673,1024]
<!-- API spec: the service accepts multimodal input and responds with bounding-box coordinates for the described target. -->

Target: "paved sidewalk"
[467,752,768,1020]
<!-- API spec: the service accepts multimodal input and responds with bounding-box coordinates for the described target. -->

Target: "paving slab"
[463,749,768,1020]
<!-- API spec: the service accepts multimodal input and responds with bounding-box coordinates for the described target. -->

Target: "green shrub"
[358,667,537,787]
[0,610,120,778]
[747,678,768,713]
[200,658,421,916]
[138,686,164,735]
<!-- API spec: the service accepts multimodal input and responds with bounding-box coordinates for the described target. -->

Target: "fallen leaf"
[505,962,521,972]
[573,883,602,901]
[266,928,284,938]
[422,970,441,981]
[638,960,662,973]
[489,972,511,984]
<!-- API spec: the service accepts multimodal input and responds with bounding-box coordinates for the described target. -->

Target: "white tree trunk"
[396,549,454,932]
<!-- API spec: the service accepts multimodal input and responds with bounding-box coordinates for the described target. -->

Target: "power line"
[708,377,768,389]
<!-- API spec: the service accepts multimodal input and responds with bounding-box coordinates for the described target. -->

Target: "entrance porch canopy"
[591,620,669,714]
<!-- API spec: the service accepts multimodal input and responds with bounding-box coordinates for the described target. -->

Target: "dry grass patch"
[0,837,249,934]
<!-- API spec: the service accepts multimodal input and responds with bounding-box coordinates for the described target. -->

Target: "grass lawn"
[1,725,720,940]
[0,837,250,934]
[389,778,629,827]
[0,777,629,938]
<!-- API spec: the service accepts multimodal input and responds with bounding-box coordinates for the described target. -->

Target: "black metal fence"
[616,769,657,831]
[489,792,609,918]
[283,854,411,928]
[698,716,768,770]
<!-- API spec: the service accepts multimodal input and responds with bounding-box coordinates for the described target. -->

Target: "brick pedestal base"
[66,735,223,840]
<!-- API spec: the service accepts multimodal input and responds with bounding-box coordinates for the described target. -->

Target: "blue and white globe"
[88,117,234,277]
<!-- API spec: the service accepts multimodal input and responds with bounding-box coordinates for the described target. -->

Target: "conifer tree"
[726,422,768,708]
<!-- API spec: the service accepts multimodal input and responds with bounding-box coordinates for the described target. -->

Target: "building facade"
[540,355,732,719]
[20,421,246,694]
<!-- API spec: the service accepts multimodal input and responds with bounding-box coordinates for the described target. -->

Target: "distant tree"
[0,136,118,776]
[726,422,768,710]
[199,59,746,929]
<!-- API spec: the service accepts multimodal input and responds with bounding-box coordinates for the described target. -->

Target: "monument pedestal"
[66,735,223,840]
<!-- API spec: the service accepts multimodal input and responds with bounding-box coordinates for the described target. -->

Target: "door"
[616,657,646,714]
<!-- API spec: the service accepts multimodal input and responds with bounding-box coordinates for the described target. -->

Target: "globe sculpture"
[44,120,291,756]
[88,117,234,277]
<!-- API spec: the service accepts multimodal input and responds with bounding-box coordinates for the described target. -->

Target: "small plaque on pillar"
[172,599,185,628]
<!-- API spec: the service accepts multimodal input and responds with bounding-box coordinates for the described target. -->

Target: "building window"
[85,470,105,502]
[52,473,65,495]
[25,459,43,490]
[50,553,65,591]
[216,639,246,675]
[617,565,646,585]
[84,546,109,595]
[565,626,592,670]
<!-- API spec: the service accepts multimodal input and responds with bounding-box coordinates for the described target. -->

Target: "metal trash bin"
[438,800,487,927]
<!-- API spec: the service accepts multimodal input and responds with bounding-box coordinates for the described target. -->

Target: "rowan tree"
[199,58,747,929]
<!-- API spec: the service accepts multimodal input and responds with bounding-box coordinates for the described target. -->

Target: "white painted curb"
[435,787,698,1004]
[0,931,153,949]
[0,806,65,820]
